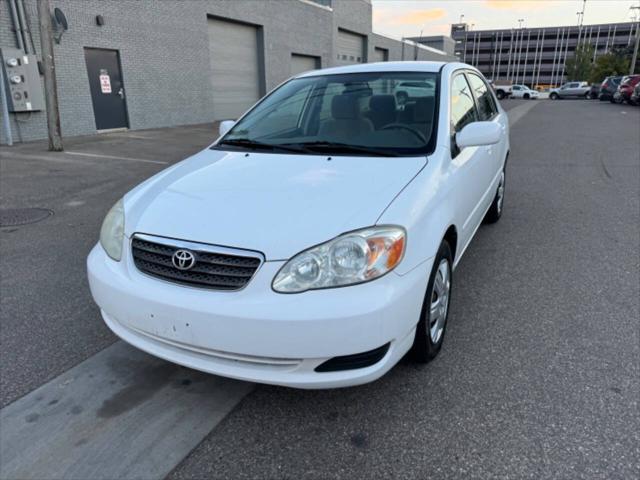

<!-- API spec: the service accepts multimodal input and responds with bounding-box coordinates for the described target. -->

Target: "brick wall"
[1,0,454,144]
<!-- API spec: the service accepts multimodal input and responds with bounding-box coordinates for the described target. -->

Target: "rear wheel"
[550,92,559,100]
[411,241,453,363]
[496,90,505,100]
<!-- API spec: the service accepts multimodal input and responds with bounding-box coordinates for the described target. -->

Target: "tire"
[550,92,559,100]
[484,166,506,224]
[523,93,530,99]
[410,241,453,363]
[584,92,591,99]
[496,90,505,100]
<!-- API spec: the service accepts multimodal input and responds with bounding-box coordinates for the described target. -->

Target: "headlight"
[99,199,125,261]
[272,226,406,293]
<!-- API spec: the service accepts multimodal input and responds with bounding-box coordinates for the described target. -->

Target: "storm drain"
[0,208,53,227]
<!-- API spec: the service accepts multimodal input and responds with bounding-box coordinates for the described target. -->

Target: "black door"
[84,48,128,130]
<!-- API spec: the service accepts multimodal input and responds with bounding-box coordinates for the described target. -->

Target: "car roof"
[295,61,450,78]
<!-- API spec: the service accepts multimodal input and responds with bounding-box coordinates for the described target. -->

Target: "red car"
[614,75,640,103]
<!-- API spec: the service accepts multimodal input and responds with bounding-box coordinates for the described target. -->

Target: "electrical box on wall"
[1,47,45,112]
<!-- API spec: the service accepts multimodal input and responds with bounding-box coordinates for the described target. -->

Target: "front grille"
[131,235,262,290]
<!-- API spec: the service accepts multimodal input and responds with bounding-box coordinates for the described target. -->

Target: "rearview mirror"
[219,120,235,137]
[456,122,501,149]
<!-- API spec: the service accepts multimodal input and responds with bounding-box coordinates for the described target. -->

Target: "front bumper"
[87,242,430,388]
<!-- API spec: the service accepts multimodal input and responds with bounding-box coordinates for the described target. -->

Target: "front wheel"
[496,90,505,100]
[524,93,530,99]
[411,241,453,363]
[484,168,505,224]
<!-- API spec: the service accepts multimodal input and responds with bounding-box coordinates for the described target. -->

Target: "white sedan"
[511,84,539,99]
[88,61,510,389]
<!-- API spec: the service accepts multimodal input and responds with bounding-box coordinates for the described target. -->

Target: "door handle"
[117,88,124,99]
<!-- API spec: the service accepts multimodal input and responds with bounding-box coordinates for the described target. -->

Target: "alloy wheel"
[496,171,505,214]
[429,259,451,344]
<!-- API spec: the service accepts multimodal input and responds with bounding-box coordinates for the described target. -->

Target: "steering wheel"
[381,123,427,143]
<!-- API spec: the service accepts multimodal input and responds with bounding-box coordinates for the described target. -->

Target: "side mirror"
[456,121,501,149]
[218,120,235,137]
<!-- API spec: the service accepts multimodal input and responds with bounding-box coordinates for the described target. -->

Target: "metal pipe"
[15,0,31,54]
[8,0,25,51]
[0,63,14,146]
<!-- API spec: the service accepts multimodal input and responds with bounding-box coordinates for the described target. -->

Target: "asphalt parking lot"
[1,99,639,479]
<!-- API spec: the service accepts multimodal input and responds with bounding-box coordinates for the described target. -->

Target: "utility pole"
[631,6,640,75]
[37,0,63,151]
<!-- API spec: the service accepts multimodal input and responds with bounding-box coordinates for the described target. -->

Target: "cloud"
[389,8,447,25]
[484,0,558,10]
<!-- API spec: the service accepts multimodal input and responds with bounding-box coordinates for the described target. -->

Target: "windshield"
[215,72,439,157]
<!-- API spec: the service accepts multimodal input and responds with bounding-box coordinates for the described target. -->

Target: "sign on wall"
[99,69,111,94]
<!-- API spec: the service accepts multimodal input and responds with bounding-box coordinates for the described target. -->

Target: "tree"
[565,42,595,82]
[588,47,631,84]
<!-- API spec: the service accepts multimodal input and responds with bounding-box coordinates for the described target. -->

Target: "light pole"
[518,19,524,29]
[37,0,63,151]
[459,14,464,24]
[631,6,640,75]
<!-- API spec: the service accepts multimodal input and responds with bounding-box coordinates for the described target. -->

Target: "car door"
[512,85,522,98]
[448,72,487,250]
[466,72,505,210]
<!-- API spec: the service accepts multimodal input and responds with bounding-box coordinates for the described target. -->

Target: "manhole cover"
[0,208,53,227]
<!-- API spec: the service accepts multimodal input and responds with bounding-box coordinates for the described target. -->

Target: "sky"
[371,0,640,38]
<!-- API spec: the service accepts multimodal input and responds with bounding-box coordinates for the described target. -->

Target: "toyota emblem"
[172,249,196,270]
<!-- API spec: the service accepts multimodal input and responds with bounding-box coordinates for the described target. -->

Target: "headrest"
[414,97,435,122]
[369,95,396,112]
[331,94,359,120]
[343,83,373,98]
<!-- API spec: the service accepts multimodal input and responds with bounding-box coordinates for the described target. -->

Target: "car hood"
[125,148,426,260]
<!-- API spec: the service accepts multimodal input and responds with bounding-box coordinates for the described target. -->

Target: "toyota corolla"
[88,61,509,388]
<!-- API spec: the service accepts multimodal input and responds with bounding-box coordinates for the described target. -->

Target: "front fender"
[376,148,455,276]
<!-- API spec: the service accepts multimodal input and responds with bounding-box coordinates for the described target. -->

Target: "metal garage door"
[208,18,260,120]
[337,29,366,65]
[373,47,389,63]
[291,54,319,76]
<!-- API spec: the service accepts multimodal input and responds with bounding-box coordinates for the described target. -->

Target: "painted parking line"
[0,341,254,480]
[65,151,169,165]
[0,150,168,166]
[507,100,541,127]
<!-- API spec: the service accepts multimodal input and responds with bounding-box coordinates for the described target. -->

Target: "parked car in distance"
[510,84,539,99]
[549,81,590,99]
[630,82,640,106]
[490,80,513,100]
[87,61,510,389]
[599,75,622,101]
[394,80,435,105]
[587,84,600,99]
[614,75,640,104]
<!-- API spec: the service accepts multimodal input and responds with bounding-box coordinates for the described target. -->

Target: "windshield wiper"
[282,141,396,157]
[216,138,305,153]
